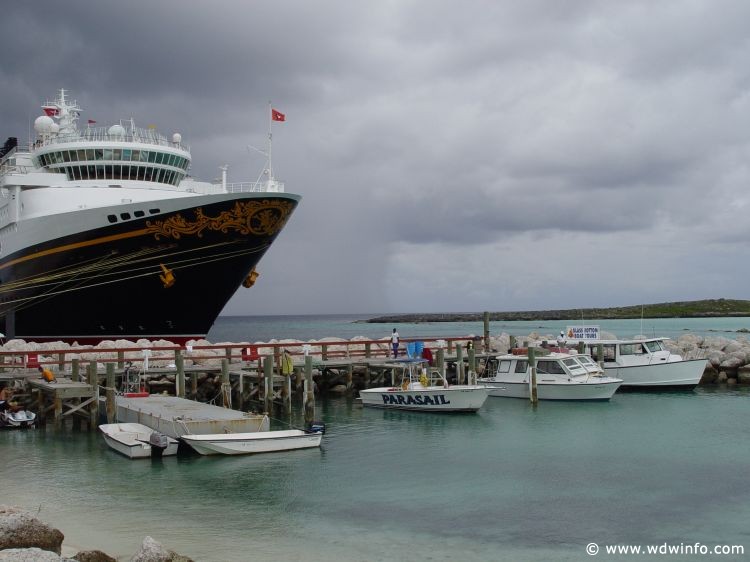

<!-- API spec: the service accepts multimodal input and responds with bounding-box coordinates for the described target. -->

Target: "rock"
[0,547,69,561]
[328,384,348,394]
[719,356,743,370]
[130,536,193,562]
[0,505,64,554]
[73,550,117,562]
[727,377,737,385]
[737,371,750,384]
[716,372,728,383]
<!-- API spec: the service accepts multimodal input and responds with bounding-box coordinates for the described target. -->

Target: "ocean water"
[207,314,750,343]
[2,316,750,561]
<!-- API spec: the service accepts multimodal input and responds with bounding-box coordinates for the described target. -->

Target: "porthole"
[120,212,131,220]
[107,215,117,223]
[134,210,145,218]
[148,208,160,214]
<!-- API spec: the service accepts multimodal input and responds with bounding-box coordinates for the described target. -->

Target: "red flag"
[87,119,97,125]
[42,107,58,117]
[271,108,285,122]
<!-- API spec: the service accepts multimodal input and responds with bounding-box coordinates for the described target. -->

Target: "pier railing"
[0,336,483,371]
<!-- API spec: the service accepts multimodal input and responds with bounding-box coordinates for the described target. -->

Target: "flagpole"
[267,101,273,180]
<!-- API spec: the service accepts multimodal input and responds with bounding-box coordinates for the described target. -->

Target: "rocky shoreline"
[0,505,192,561]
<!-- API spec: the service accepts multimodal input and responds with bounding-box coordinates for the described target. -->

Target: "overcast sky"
[2,0,750,316]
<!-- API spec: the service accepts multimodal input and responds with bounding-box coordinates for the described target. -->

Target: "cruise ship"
[0,90,300,342]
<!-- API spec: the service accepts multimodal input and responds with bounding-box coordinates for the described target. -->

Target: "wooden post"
[364,365,371,389]
[321,344,328,361]
[597,343,604,368]
[304,355,315,426]
[436,348,445,375]
[71,358,80,382]
[221,359,230,408]
[528,347,538,404]
[53,393,63,428]
[176,352,185,398]
[365,342,371,358]
[447,340,454,354]
[346,363,353,394]
[483,311,490,352]
[106,362,116,423]
[36,388,45,425]
[456,344,464,385]
[578,341,585,354]
[117,350,125,370]
[191,373,198,398]
[238,372,244,411]
[87,361,99,429]
[509,335,517,352]
[263,356,273,413]
[57,353,65,371]
[468,347,476,385]
[283,371,292,413]
[225,347,233,363]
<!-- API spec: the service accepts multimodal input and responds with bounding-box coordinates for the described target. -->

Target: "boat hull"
[0,193,298,342]
[181,430,322,455]
[99,423,179,459]
[604,359,707,388]
[482,379,622,401]
[359,385,489,412]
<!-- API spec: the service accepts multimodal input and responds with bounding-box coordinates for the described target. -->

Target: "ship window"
[122,149,131,162]
[131,150,140,162]
[515,360,528,373]
[537,360,565,375]
[138,166,146,181]
[148,151,156,163]
[120,213,131,220]
[168,154,176,166]
[644,341,663,353]
[112,164,120,178]
[620,343,646,356]
[62,151,71,162]
[103,149,112,160]
[64,167,73,180]
[105,165,113,179]
[95,149,103,160]
[134,210,145,218]
[144,167,153,182]
[155,153,164,164]
[107,214,117,223]
[77,149,86,161]
[140,150,149,162]
[85,149,94,161]
[80,166,89,180]
[113,149,121,160]
[69,150,78,162]
[96,165,104,179]
[149,208,160,214]
[72,166,81,180]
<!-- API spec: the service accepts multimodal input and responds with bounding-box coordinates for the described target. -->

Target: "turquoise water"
[207,315,750,343]
[3,316,750,560]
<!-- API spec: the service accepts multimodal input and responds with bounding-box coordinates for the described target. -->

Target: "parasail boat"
[358,359,489,412]
[0,89,299,342]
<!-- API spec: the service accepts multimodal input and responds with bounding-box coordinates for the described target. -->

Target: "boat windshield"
[562,357,587,374]
[644,340,664,352]
[536,359,565,375]
[576,356,598,367]
[619,343,647,356]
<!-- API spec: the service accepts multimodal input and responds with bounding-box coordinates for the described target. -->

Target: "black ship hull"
[0,194,298,343]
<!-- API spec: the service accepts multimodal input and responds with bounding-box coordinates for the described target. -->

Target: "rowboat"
[181,428,323,456]
[99,422,179,459]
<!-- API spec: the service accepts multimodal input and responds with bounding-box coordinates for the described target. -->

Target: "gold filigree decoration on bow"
[144,200,294,240]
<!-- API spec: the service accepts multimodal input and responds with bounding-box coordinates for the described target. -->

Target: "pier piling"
[529,347,538,404]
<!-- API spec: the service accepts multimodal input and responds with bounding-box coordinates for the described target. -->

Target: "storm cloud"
[2,0,750,315]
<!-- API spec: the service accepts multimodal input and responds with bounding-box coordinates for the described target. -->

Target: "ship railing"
[223,182,267,193]
[38,127,190,152]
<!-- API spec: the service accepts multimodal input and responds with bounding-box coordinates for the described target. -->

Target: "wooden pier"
[0,330,498,430]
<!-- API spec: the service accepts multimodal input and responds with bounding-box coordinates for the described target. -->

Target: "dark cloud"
[3,0,750,314]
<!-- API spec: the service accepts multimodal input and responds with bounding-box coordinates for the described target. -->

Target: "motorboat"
[0,89,299,343]
[181,427,324,456]
[99,422,179,459]
[0,408,36,429]
[478,350,622,401]
[572,337,707,389]
[358,359,489,412]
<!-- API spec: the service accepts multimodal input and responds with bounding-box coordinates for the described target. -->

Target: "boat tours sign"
[565,325,600,341]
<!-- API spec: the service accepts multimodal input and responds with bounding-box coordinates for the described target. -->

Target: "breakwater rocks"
[0,505,192,561]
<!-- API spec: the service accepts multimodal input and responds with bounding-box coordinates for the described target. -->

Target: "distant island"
[362,299,750,323]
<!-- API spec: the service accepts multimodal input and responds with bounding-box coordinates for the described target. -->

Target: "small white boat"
[99,423,179,459]
[359,359,489,412]
[181,428,323,456]
[0,408,36,429]
[573,337,707,388]
[479,350,623,401]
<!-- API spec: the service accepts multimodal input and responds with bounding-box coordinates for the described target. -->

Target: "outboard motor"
[149,431,170,458]
[306,421,326,434]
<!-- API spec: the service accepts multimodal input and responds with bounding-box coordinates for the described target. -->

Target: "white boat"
[99,422,179,459]
[572,337,707,388]
[478,350,622,401]
[181,429,323,456]
[359,359,489,412]
[0,408,36,429]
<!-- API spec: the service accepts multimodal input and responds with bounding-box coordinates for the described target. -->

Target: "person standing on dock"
[391,328,400,358]
[282,349,294,377]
